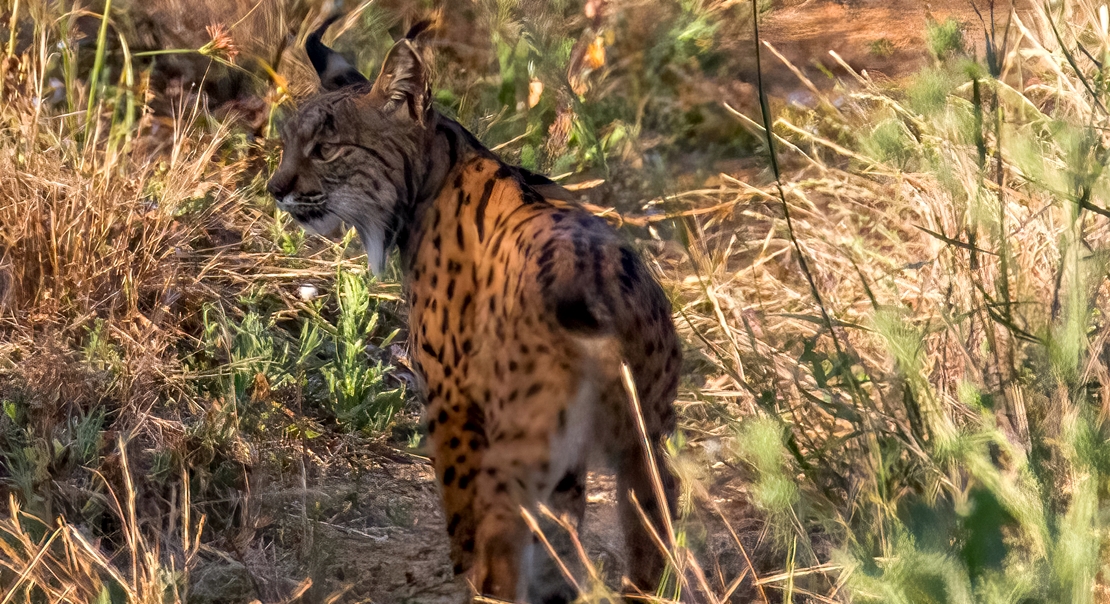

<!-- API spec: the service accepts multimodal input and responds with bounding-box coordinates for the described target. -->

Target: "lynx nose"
[267,172,296,199]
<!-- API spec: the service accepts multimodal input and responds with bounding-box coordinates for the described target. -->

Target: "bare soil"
[197,444,762,603]
[744,0,1031,100]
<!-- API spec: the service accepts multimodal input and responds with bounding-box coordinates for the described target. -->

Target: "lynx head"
[267,18,434,274]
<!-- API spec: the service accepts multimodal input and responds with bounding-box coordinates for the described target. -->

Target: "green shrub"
[926,17,965,60]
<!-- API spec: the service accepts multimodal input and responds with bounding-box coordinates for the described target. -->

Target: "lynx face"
[267,20,433,274]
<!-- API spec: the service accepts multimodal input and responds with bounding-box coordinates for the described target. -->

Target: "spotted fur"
[268,19,680,603]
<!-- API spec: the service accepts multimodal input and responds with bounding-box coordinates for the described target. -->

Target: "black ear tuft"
[304,15,342,75]
[305,15,370,91]
[403,19,434,41]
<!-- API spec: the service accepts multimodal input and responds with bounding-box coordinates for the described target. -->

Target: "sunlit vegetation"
[2,1,1110,602]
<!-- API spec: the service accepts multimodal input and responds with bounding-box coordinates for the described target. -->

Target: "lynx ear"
[305,16,370,91]
[371,36,430,122]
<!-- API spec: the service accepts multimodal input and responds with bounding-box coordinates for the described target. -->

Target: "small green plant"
[926,17,965,61]
[733,416,800,543]
[861,118,916,169]
[906,67,955,116]
[272,208,306,255]
[318,267,404,432]
[198,263,404,434]
[868,38,895,58]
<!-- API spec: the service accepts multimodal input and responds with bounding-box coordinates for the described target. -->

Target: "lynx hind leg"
[522,343,611,602]
[469,447,588,602]
[617,441,677,593]
[470,438,551,600]
[603,373,678,595]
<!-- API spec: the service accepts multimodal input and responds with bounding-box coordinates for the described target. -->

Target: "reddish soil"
[750,0,1033,99]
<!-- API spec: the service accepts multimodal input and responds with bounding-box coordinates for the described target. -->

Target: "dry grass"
[3,0,1110,602]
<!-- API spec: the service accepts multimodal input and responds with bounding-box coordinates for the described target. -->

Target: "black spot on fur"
[441,125,460,166]
[421,342,438,358]
[474,177,496,242]
[554,471,581,493]
[520,184,544,205]
[489,232,508,259]
[536,241,558,269]
[462,420,484,435]
[443,466,456,486]
[554,296,601,332]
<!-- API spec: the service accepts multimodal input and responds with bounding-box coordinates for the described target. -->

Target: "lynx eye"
[311,142,344,162]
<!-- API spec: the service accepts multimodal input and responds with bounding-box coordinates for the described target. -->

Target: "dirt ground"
[193,2,1023,601]
[751,0,1031,99]
[189,443,761,603]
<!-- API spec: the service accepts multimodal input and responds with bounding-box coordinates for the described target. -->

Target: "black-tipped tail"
[404,19,435,41]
